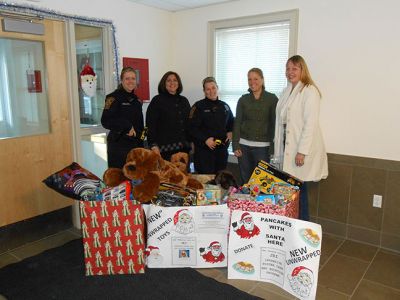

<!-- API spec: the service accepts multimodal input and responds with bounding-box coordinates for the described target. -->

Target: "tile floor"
[0,229,400,300]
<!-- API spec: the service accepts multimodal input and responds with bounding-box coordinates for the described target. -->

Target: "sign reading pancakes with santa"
[228,209,322,300]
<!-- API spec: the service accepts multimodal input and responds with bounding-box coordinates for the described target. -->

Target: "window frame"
[207,10,298,159]
[208,10,299,76]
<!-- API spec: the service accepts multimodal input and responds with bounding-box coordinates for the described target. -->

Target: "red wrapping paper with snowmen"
[228,209,322,300]
[79,199,145,275]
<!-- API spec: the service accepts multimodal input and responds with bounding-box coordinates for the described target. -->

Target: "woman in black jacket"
[101,67,144,168]
[146,71,191,161]
[189,77,234,174]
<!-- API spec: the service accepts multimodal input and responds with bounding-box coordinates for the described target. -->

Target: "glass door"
[66,22,115,227]
[75,24,105,127]
[74,24,108,178]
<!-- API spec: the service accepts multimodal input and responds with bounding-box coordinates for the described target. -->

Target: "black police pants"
[194,145,228,174]
[107,140,142,169]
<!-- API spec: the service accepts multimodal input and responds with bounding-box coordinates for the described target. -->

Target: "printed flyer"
[144,204,230,268]
[228,210,322,300]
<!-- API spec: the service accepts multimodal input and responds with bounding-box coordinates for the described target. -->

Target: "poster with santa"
[144,204,230,268]
[228,210,321,300]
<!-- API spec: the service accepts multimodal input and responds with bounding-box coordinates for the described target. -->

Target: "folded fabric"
[43,162,103,200]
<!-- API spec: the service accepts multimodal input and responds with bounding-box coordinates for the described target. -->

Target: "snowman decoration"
[80,63,97,97]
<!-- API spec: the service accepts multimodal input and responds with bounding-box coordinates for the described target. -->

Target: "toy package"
[247,160,302,194]
[152,183,197,206]
[196,184,222,206]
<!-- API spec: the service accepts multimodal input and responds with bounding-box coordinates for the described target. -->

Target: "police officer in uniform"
[101,67,144,168]
[189,77,234,174]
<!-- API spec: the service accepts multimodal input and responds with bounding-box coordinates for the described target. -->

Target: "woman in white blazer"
[274,55,328,221]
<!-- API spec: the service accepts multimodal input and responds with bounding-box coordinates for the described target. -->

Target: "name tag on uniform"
[122,102,131,106]
[204,109,211,112]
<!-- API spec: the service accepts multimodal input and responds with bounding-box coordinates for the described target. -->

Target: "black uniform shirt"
[189,97,234,147]
[101,88,144,143]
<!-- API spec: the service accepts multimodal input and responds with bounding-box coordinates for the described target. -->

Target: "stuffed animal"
[103,148,202,203]
[170,152,189,173]
[207,169,239,190]
[170,152,203,190]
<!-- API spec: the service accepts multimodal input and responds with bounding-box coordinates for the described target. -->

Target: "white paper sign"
[144,204,230,268]
[228,210,322,300]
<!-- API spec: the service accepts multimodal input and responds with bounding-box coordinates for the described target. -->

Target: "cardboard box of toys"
[143,204,230,268]
[247,160,302,194]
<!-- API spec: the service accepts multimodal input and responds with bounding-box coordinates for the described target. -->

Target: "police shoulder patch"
[104,96,116,109]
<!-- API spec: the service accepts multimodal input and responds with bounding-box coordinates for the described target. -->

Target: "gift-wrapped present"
[79,197,146,276]
[247,160,302,194]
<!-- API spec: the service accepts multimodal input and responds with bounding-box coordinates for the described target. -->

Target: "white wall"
[173,0,400,161]
[8,0,173,100]
[6,0,400,161]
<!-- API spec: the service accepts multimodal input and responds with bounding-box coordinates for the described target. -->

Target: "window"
[75,24,105,127]
[209,10,298,115]
[0,38,50,139]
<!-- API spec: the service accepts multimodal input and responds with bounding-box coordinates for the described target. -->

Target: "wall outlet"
[373,194,382,208]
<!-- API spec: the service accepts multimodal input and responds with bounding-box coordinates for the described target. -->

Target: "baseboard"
[0,206,73,253]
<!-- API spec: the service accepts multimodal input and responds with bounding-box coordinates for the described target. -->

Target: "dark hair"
[158,71,183,95]
[117,67,136,90]
[202,76,218,90]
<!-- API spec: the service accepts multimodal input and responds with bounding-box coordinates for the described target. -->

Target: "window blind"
[215,21,290,115]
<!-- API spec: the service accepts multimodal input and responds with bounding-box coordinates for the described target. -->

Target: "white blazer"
[274,82,328,181]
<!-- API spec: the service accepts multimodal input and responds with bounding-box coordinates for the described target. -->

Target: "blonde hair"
[202,76,218,90]
[118,67,136,90]
[287,55,321,97]
[248,67,265,90]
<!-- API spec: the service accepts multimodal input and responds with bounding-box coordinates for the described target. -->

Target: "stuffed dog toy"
[103,148,202,203]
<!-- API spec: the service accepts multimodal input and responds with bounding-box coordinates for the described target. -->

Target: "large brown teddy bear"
[103,148,202,203]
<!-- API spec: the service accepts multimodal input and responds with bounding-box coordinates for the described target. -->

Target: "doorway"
[0,18,73,226]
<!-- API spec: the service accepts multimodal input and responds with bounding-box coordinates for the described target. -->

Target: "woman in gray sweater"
[232,68,278,184]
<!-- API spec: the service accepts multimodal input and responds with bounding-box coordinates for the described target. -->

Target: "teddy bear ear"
[126,148,138,163]
[171,152,189,166]
[126,147,152,164]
